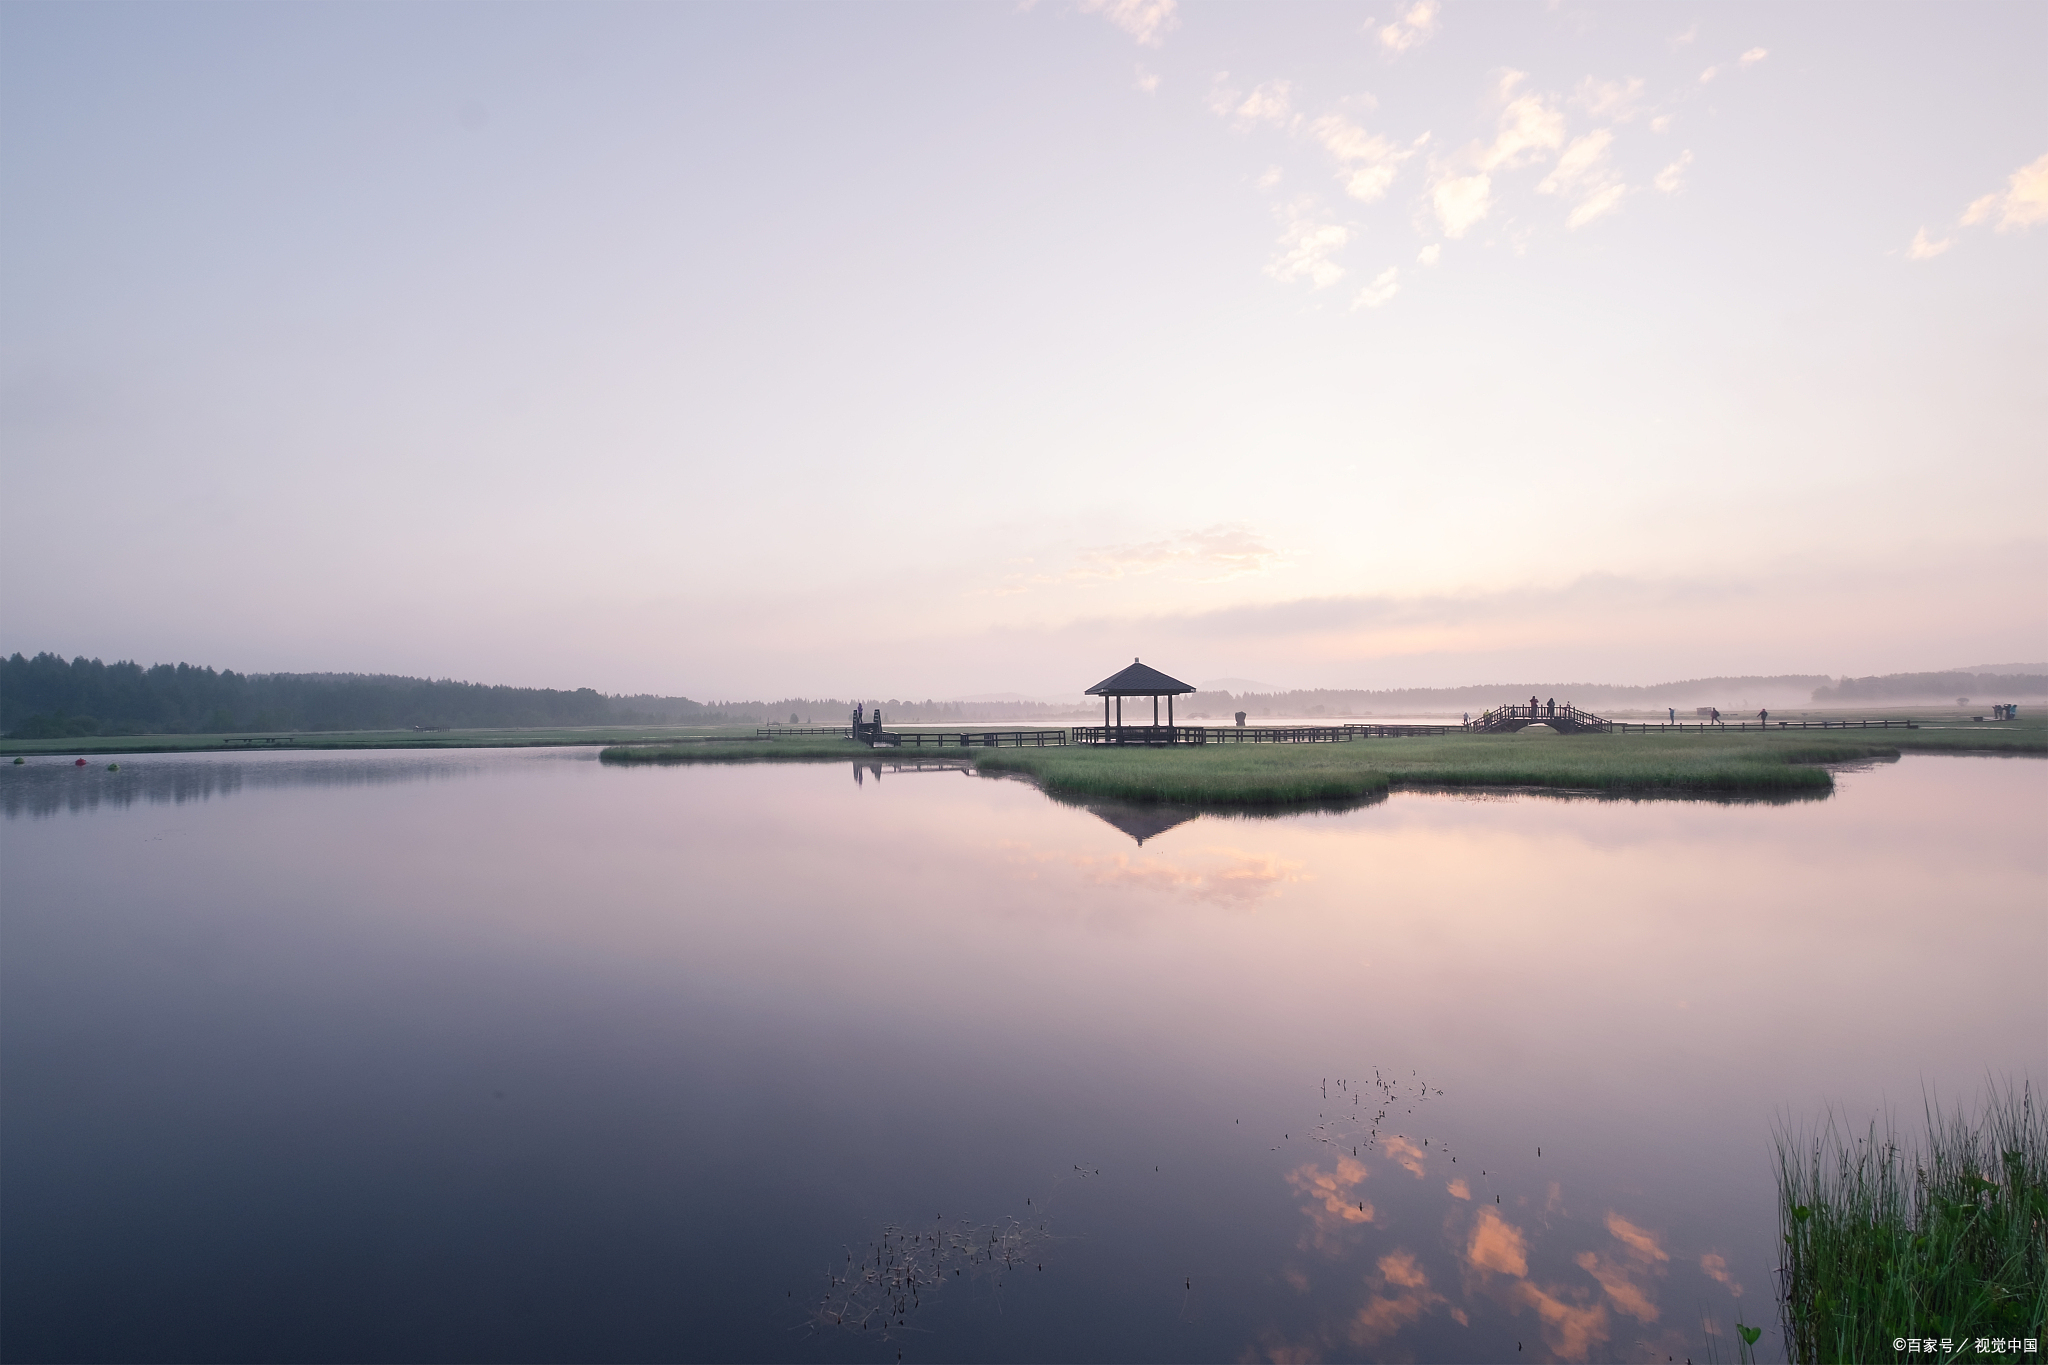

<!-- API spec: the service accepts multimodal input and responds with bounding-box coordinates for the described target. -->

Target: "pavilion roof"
[1085,659,1196,696]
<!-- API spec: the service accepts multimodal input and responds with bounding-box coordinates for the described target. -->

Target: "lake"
[2,749,2040,1363]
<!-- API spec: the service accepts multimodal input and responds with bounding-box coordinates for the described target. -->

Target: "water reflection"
[0,750,506,820]
[1262,1073,1736,1362]
[1,751,2036,1363]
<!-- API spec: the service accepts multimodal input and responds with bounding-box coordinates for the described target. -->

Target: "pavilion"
[1085,658,1196,743]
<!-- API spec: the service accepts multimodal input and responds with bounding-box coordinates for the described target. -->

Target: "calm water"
[2,749,2041,1363]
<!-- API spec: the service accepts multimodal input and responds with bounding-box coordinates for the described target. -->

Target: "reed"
[1776,1083,2045,1364]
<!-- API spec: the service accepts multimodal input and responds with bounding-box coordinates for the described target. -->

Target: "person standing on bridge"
[1530,694,1539,716]
[1546,697,1555,718]
[1668,707,1676,724]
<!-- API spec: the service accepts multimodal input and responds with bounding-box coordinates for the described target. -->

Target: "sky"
[2,1,2042,699]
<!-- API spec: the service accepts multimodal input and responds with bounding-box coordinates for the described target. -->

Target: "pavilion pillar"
[1153,695,1159,727]
[1168,694,1174,730]
[1104,694,1110,733]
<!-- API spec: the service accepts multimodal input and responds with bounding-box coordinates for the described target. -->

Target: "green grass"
[598,737,935,765]
[1776,1083,2046,1364]
[971,729,1920,804]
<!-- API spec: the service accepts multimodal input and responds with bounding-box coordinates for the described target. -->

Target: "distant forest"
[0,653,1087,737]
[6,652,2042,738]
[1809,670,2048,704]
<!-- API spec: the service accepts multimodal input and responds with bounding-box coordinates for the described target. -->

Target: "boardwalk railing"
[1075,723,1461,745]
[874,729,1069,749]
[1608,718,1918,734]
[756,726,854,738]
[1074,725,1209,745]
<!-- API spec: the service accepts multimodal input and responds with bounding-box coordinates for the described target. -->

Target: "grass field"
[1777,1084,2045,1364]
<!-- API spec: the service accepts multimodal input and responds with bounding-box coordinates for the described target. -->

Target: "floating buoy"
[108,763,120,771]
[11,756,22,764]
[74,758,88,767]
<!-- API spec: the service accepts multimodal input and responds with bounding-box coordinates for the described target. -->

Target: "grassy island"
[596,718,2045,805]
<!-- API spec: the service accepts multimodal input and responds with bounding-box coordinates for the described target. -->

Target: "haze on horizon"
[2,2,2042,702]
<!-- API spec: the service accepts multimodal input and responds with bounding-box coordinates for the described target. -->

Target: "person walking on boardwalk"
[1759,708,1769,725]
[1668,707,1676,724]
[1710,707,1720,724]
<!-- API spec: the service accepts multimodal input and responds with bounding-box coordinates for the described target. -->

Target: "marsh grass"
[973,730,1892,804]
[1776,1084,2046,1364]
[599,738,941,764]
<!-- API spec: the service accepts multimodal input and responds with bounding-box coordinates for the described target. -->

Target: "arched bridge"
[1470,703,1613,735]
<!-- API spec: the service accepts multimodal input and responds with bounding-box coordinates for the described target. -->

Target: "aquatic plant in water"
[1775,1082,2045,1364]
[806,1213,1051,1341]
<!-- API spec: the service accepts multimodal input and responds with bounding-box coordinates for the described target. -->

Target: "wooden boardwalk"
[1470,704,1612,735]
[1607,717,1917,734]
[1073,723,1458,745]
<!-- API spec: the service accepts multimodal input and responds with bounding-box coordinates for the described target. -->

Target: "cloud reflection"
[999,840,1311,905]
[1286,1156,1375,1246]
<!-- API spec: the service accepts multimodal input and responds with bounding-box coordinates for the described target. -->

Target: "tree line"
[0,654,1094,738]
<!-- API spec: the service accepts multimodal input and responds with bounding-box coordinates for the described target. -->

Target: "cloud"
[1070,524,1283,582]
[1512,1279,1612,1360]
[1311,115,1414,202]
[1431,173,1492,237]
[1575,1251,1659,1321]
[1605,1213,1670,1264]
[1234,79,1297,129]
[1571,76,1646,123]
[1078,0,1178,47]
[1654,150,1693,194]
[1699,66,1719,84]
[1906,227,1954,259]
[1350,1251,1447,1344]
[1257,165,1284,191]
[1005,841,1311,906]
[1383,1134,1427,1177]
[1958,152,2048,232]
[1287,1155,1375,1227]
[1465,1208,1613,1362]
[1670,23,1699,48]
[1650,114,1673,133]
[1267,198,1350,288]
[1466,1208,1528,1276]
[1353,266,1401,310]
[1481,73,1567,170]
[1134,65,1160,94]
[1447,1177,1471,1199]
[1417,243,1441,266]
[1377,0,1439,55]
[1538,128,1627,228]
[1699,1252,1743,1295]
[1740,46,1769,66]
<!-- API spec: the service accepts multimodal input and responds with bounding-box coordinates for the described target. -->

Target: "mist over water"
[2,750,2040,1362]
